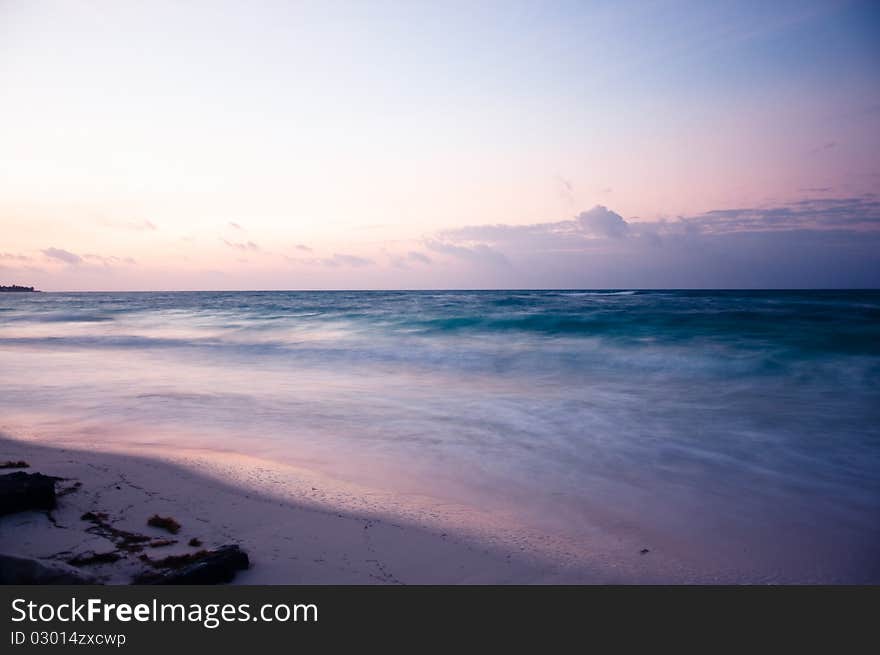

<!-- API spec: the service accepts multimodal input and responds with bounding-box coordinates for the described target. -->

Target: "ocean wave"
[3,290,880,364]
[2,289,879,581]
[556,290,637,296]
[2,311,115,323]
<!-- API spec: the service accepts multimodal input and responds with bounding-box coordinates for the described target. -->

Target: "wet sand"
[0,434,620,584]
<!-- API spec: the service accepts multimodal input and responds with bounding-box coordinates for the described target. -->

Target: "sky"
[1,0,879,290]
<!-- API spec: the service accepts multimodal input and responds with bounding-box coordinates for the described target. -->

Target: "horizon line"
[7,287,880,294]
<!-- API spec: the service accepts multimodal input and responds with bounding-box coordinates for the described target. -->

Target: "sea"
[1,289,878,582]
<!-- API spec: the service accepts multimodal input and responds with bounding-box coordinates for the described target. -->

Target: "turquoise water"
[1,290,878,581]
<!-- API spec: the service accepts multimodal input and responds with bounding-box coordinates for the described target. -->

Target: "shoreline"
[3,432,875,584]
[0,433,617,584]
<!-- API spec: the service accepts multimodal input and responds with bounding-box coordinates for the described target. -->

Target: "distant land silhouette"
[0,285,37,292]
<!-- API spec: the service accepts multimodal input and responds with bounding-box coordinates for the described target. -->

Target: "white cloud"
[221,239,261,252]
[424,240,509,267]
[321,253,372,267]
[42,247,83,264]
[576,206,629,238]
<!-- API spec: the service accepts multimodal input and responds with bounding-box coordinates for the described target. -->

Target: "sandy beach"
[0,433,627,585]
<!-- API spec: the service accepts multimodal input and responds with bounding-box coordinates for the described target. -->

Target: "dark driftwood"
[0,471,57,515]
[134,545,249,584]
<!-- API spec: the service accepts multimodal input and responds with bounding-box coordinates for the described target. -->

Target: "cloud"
[434,204,629,253]
[423,196,880,287]
[321,253,372,267]
[42,247,83,265]
[425,239,510,267]
[15,195,880,289]
[38,247,134,270]
[83,254,137,266]
[0,253,40,279]
[0,252,32,262]
[682,196,880,234]
[407,251,431,264]
[221,239,261,252]
[438,197,880,254]
[387,250,433,269]
[576,205,629,238]
[99,218,157,231]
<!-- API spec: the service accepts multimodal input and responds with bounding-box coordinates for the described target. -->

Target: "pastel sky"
[1,0,879,290]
